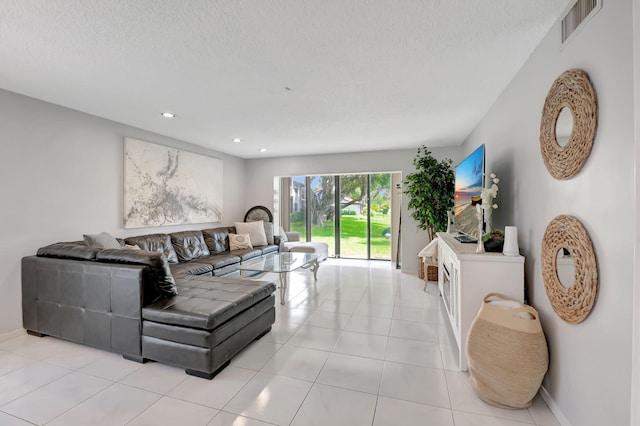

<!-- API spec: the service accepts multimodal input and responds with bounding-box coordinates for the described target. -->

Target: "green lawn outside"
[290,214,391,259]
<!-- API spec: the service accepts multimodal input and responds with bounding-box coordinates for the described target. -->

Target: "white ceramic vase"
[503,226,519,256]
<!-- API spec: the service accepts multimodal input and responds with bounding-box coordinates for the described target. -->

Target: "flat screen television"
[453,144,485,242]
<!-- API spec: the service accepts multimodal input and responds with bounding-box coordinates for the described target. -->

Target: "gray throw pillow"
[263,222,274,245]
[83,232,121,249]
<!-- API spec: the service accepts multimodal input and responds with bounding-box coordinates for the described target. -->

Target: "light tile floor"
[0,259,559,426]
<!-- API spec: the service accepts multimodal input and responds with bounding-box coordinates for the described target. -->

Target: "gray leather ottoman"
[141,274,276,379]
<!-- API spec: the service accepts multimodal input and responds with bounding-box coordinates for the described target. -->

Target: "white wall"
[0,89,247,335]
[462,1,633,425]
[632,1,640,424]
[244,148,461,273]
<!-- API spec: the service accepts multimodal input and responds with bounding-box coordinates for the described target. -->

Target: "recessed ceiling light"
[258,148,267,152]
[232,138,241,143]
[161,112,175,118]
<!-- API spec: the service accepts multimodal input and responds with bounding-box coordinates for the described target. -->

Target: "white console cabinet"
[437,232,524,371]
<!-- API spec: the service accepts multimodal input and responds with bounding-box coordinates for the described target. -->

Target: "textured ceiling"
[0,0,571,159]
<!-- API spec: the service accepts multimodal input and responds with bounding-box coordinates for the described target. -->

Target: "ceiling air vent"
[562,0,602,45]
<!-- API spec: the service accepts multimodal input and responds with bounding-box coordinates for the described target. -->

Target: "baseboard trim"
[540,385,572,426]
[0,329,26,343]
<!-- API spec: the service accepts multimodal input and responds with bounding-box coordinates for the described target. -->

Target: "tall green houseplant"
[404,146,455,240]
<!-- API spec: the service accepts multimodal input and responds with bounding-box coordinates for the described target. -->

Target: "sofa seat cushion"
[142,275,276,330]
[169,262,213,276]
[170,231,210,261]
[230,248,262,261]
[143,295,274,348]
[197,253,241,270]
[256,244,279,255]
[213,264,239,276]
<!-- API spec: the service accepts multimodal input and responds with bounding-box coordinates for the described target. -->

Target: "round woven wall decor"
[540,69,597,180]
[541,215,597,324]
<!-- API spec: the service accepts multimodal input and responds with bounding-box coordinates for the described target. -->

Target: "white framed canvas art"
[124,138,223,228]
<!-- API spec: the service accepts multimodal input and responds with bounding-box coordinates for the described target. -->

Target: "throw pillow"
[229,233,253,250]
[418,237,438,258]
[263,221,274,245]
[83,232,121,249]
[235,221,267,247]
[96,249,177,297]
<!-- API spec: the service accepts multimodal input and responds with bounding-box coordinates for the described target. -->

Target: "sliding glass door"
[286,173,391,260]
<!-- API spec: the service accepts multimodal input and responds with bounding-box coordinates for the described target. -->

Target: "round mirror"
[556,248,574,288]
[542,215,598,324]
[540,69,597,180]
[555,106,573,147]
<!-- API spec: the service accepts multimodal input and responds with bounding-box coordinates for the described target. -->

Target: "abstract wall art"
[124,138,223,228]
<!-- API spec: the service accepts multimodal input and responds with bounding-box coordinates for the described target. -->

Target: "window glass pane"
[370,173,392,260]
[290,176,306,241]
[339,174,368,259]
[309,176,335,257]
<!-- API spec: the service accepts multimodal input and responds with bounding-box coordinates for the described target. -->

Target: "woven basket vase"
[466,293,549,409]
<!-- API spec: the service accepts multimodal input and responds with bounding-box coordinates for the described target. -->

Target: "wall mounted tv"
[453,144,485,242]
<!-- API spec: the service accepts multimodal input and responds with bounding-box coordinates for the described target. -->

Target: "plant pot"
[484,237,504,252]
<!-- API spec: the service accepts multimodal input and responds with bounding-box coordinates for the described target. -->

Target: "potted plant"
[404,146,455,240]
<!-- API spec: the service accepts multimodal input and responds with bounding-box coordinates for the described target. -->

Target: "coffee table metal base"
[277,257,319,304]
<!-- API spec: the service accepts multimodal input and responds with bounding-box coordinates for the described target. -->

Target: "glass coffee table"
[238,252,320,305]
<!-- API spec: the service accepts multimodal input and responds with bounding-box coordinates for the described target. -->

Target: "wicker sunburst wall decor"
[541,215,598,324]
[540,69,597,180]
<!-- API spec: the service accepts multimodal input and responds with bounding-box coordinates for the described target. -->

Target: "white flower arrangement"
[482,173,499,214]
[476,173,501,238]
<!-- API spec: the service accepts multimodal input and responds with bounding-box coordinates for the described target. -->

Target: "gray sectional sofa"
[22,225,279,379]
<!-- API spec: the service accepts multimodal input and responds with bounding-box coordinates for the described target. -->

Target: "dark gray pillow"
[37,243,101,260]
[263,222,274,245]
[124,233,179,263]
[96,249,177,297]
[84,232,121,249]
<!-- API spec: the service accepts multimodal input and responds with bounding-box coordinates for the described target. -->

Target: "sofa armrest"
[274,232,300,250]
[22,255,147,358]
[286,231,300,242]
